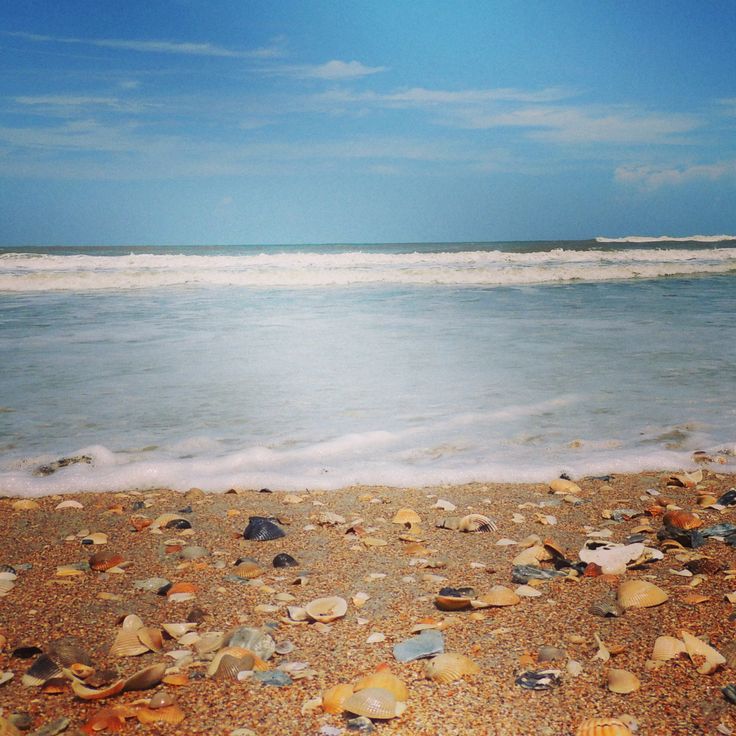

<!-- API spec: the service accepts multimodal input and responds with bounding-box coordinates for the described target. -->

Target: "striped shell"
[652,635,686,661]
[89,550,125,571]
[474,585,520,607]
[210,652,255,681]
[617,580,668,609]
[21,654,62,686]
[392,508,421,526]
[137,627,163,652]
[458,514,497,532]
[321,683,354,714]
[123,662,167,691]
[606,668,640,694]
[663,510,703,530]
[342,687,407,719]
[109,629,150,657]
[243,516,286,541]
[135,704,185,725]
[576,718,633,736]
[424,653,480,684]
[305,596,348,623]
[354,666,408,701]
[234,558,263,579]
[589,599,624,618]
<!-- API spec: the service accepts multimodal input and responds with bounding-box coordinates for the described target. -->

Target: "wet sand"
[1,470,736,735]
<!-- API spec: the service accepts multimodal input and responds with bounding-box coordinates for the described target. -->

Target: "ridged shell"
[458,514,497,532]
[354,666,408,701]
[272,553,298,568]
[223,627,276,660]
[81,706,135,734]
[663,510,703,530]
[617,580,668,609]
[89,550,125,571]
[606,668,640,694]
[322,683,354,714]
[243,516,286,541]
[589,598,624,618]
[342,687,406,719]
[21,654,62,686]
[424,653,480,683]
[210,652,255,680]
[392,508,421,526]
[234,558,263,579]
[475,585,520,607]
[576,718,633,736]
[305,596,348,623]
[110,629,150,657]
[681,630,725,674]
[652,636,686,661]
[135,704,185,724]
[123,662,167,691]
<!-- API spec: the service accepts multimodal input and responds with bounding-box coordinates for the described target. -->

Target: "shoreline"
[1,470,736,735]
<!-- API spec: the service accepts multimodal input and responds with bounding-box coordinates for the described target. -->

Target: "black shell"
[23,654,62,685]
[272,553,298,568]
[514,669,562,690]
[12,645,43,659]
[165,517,192,530]
[438,586,475,598]
[244,516,286,541]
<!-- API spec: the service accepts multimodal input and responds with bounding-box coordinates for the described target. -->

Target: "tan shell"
[662,510,703,530]
[354,665,408,701]
[109,629,150,657]
[696,493,718,507]
[458,514,496,532]
[206,647,263,677]
[69,663,95,679]
[305,596,348,623]
[137,627,164,652]
[392,508,421,526]
[342,687,407,719]
[681,630,725,674]
[652,635,686,661]
[474,585,520,607]
[121,614,144,631]
[234,560,263,579]
[71,678,126,700]
[576,718,633,736]
[435,594,472,611]
[549,478,582,494]
[162,622,198,639]
[123,662,167,691]
[606,668,640,694]
[667,470,702,488]
[12,499,40,511]
[617,580,668,609]
[424,653,480,684]
[321,683,355,714]
[136,704,185,725]
[210,653,255,681]
[512,545,551,566]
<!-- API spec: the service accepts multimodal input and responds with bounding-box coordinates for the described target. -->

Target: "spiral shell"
[321,683,354,714]
[651,635,686,661]
[575,718,633,736]
[458,514,497,532]
[606,668,640,694]
[663,510,703,530]
[305,596,348,623]
[354,665,408,701]
[617,580,668,609]
[342,687,406,719]
[424,653,480,684]
[392,508,421,526]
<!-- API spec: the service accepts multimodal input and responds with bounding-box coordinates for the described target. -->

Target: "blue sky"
[1,0,735,245]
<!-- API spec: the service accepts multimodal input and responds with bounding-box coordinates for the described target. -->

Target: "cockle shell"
[458,514,496,532]
[575,718,633,736]
[21,655,62,686]
[123,662,167,691]
[305,596,348,623]
[681,630,725,674]
[135,704,185,724]
[243,516,286,541]
[652,636,686,661]
[354,665,408,701]
[392,508,421,526]
[272,553,298,568]
[321,683,355,714]
[208,651,256,680]
[342,687,407,719]
[606,668,640,694]
[617,580,668,609]
[137,627,163,652]
[473,585,520,607]
[663,510,703,530]
[110,629,150,657]
[233,559,263,579]
[424,653,480,683]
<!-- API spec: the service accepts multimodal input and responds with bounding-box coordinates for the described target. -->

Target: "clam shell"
[354,666,408,701]
[681,630,725,674]
[21,654,62,686]
[512,545,551,566]
[458,514,496,532]
[123,662,167,691]
[606,668,640,694]
[474,585,520,607]
[617,580,668,609]
[121,614,144,631]
[652,635,686,661]
[549,478,582,494]
[244,516,286,541]
[223,627,276,660]
[305,596,348,623]
[575,718,633,736]
[392,508,422,526]
[149,691,177,709]
[589,598,624,618]
[137,627,164,652]
[272,553,298,568]
[342,687,406,719]
[322,683,355,714]
[69,663,95,679]
[89,550,125,571]
[110,629,150,657]
[663,510,703,530]
[233,559,263,579]
[424,653,479,684]
[136,704,185,724]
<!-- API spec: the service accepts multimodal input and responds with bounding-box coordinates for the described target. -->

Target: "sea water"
[1,238,735,496]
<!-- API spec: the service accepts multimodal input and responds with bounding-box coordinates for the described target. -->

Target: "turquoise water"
[0,240,735,494]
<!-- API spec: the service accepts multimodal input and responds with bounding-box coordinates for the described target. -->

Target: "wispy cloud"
[615,160,736,188]
[14,95,146,113]
[271,60,387,80]
[6,31,285,59]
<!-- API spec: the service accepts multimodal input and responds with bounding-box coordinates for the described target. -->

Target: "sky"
[1,0,735,245]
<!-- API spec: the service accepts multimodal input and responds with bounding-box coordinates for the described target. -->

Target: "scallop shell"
[110,629,150,657]
[589,598,624,618]
[81,706,135,734]
[474,585,520,607]
[458,514,497,532]
[606,668,640,694]
[21,654,62,686]
[123,662,167,691]
[617,580,669,609]
[392,508,421,526]
[663,510,703,530]
[305,596,348,623]
[272,553,298,568]
[424,653,480,684]
[549,478,582,494]
[342,687,406,719]
[89,550,125,571]
[243,516,286,541]
[652,635,686,661]
[223,627,276,660]
[575,718,633,736]
[354,665,408,701]
[681,630,725,674]
[322,683,355,714]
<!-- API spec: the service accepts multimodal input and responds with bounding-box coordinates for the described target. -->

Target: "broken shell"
[474,585,520,607]
[652,636,686,661]
[589,599,624,618]
[667,470,702,488]
[424,653,479,684]
[579,542,644,575]
[512,545,552,566]
[48,637,92,666]
[110,629,150,657]
[342,687,407,720]
[223,627,276,660]
[663,510,703,530]
[458,514,497,532]
[162,623,198,639]
[435,593,472,611]
[681,630,726,674]
[392,508,422,526]
[304,596,348,623]
[617,580,668,609]
[354,665,408,701]
[684,558,723,575]
[21,654,62,686]
[393,629,444,662]
[71,678,126,700]
[89,550,125,571]
[123,662,167,691]
[69,663,94,679]
[243,516,286,541]
[81,532,108,545]
[515,669,562,690]
[549,478,582,494]
[576,718,633,736]
[322,683,355,714]
[606,668,640,694]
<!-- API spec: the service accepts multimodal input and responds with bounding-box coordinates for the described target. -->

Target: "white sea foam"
[596,234,736,243]
[1,247,735,291]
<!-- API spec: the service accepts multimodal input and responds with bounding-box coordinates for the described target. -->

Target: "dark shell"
[132,500,146,511]
[23,654,63,685]
[12,645,43,659]
[244,516,286,541]
[48,637,93,666]
[165,518,192,530]
[589,599,624,618]
[176,505,193,514]
[0,564,17,575]
[723,684,736,705]
[717,489,736,508]
[438,586,475,598]
[515,669,562,690]
[272,553,298,568]
[685,558,724,575]
[511,565,566,584]
[187,606,208,624]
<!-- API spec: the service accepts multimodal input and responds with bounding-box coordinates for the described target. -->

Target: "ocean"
[1,236,735,496]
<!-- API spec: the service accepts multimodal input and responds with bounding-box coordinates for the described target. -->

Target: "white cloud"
[275,60,387,80]
[614,161,736,188]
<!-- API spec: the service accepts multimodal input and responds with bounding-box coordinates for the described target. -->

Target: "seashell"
[579,542,644,575]
[537,646,566,662]
[12,499,40,510]
[275,640,294,655]
[136,704,185,725]
[233,558,263,579]
[681,592,710,605]
[474,585,520,607]
[512,545,552,566]
[575,718,633,736]
[589,598,624,618]
[110,629,150,657]
[606,668,640,694]
[392,508,421,526]
[224,627,276,660]
[121,614,144,631]
[304,596,348,623]
[681,630,725,674]
[48,637,93,666]
[81,532,108,545]
[458,514,497,532]
[720,640,736,669]
[123,662,167,691]
[162,622,198,639]
[56,499,83,509]
[89,550,125,571]
[435,593,472,611]
[208,650,256,680]
[667,470,702,488]
[69,663,94,679]
[244,516,286,541]
[21,654,62,686]
[12,645,43,659]
[617,580,668,609]
[696,494,718,507]
[354,664,408,701]
[137,627,164,652]
[514,669,562,690]
[342,687,407,719]
[180,545,209,560]
[663,510,703,530]
[393,629,444,662]
[424,652,480,683]
[322,683,355,714]
[285,606,309,622]
[273,553,298,568]
[549,478,582,494]
[81,706,136,734]
[165,517,191,530]
[149,691,177,709]
[684,558,723,575]
[166,581,197,596]
[652,636,686,661]
[71,677,126,700]
[433,498,456,511]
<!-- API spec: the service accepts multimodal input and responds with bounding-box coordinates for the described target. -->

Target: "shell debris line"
[3,474,736,733]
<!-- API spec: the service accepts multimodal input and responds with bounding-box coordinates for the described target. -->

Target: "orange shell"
[354,668,408,701]
[322,683,354,714]
[135,704,185,725]
[129,516,151,531]
[162,673,189,686]
[72,678,126,700]
[434,595,472,611]
[662,510,703,530]
[89,551,125,571]
[166,582,197,596]
[576,718,633,736]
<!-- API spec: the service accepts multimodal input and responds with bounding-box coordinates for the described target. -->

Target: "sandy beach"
[2,470,736,735]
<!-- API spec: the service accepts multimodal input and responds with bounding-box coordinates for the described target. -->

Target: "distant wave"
[596,235,736,244]
[1,247,735,291]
